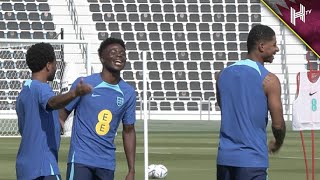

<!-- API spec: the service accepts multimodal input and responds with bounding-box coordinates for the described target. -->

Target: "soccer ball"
[153,164,168,179]
[148,164,157,178]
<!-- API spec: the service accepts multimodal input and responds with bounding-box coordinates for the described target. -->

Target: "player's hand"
[125,171,134,180]
[268,139,281,154]
[75,78,92,96]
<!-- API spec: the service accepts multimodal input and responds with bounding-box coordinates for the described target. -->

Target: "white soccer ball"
[148,164,157,178]
[153,164,168,179]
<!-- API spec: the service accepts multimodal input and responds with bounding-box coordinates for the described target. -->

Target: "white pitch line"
[138,147,217,150]
[274,156,320,160]
[116,150,172,154]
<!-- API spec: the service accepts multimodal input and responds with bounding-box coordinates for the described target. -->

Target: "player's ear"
[45,61,51,71]
[258,41,264,52]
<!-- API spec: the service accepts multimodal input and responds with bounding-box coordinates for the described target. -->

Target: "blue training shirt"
[66,73,136,171]
[16,80,61,180]
[217,59,270,168]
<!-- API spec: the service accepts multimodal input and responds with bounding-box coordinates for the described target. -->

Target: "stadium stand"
[0,0,62,112]
[88,0,262,112]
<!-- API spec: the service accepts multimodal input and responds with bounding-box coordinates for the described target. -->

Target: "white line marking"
[273,156,320,160]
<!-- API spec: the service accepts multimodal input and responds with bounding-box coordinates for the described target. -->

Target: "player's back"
[15,80,60,180]
[217,59,270,168]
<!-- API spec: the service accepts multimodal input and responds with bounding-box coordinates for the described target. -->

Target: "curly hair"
[98,37,126,58]
[247,24,275,54]
[26,43,56,73]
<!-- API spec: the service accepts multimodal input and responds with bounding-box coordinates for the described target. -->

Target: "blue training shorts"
[66,163,114,180]
[217,165,268,180]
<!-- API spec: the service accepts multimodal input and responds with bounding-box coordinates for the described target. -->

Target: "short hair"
[26,43,56,73]
[98,37,126,58]
[247,24,276,53]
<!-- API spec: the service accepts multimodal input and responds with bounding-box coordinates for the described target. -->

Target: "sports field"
[0,120,319,179]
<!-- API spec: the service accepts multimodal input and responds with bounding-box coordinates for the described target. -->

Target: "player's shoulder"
[82,73,99,80]
[119,79,135,95]
[263,72,280,88]
[75,73,100,84]
[27,79,51,90]
[265,72,279,82]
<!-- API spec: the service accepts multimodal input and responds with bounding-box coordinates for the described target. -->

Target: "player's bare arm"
[59,108,72,130]
[123,124,136,180]
[215,71,221,107]
[47,78,92,110]
[263,73,286,153]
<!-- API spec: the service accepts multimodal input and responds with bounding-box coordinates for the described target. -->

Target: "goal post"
[0,39,91,137]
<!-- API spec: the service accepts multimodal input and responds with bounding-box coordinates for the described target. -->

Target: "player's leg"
[95,167,115,180]
[33,175,62,180]
[234,167,268,180]
[66,163,94,180]
[217,165,234,180]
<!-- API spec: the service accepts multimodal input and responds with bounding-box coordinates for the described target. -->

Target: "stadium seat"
[6,70,19,79]
[160,101,171,111]
[0,80,9,90]
[147,62,158,70]
[226,5,236,13]
[123,71,134,80]
[29,12,40,20]
[0,71,5,79]
[5,12,16,20]
[14,3,25,11]
[33,31,44,39]
[188,71,199,80]
[200,62,211,71]
[39,3,50,11]
[187,102,199,111]
[149,71,160,80]
[162,71,173,80]
[90,4,100,12]
[238,5,248,12]
[0,22,6,30]
[203,82,214,90]
[215,52,226,60]
[203,52,214,60]
[173,101,185,111]
[20,22,31,30]
[7,31,18,38]
[20,31,32,39]
[2,3,13,11]
[0,91,6,100]
[0,101,10,110]
[26,3,37,11]
[19,71,30,79]
[46,31,57,39]
[166,91,177,100]
[151,81,162,90]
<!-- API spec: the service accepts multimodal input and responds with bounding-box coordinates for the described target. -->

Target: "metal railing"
[66,0,88,64]
[208,96,219,121]
[280,23,291,121]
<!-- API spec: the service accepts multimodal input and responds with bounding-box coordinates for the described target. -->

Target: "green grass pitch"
[0,120,319,179]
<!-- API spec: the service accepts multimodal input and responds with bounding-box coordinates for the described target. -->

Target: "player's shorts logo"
[95,109,113,135]
[117,96,124,107]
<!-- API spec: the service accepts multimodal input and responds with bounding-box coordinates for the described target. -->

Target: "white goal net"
[0,39,91,137]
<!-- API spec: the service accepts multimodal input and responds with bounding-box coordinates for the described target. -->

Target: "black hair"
[247,24,276,53]
[98,37,126,58]
[26,43,56,73]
